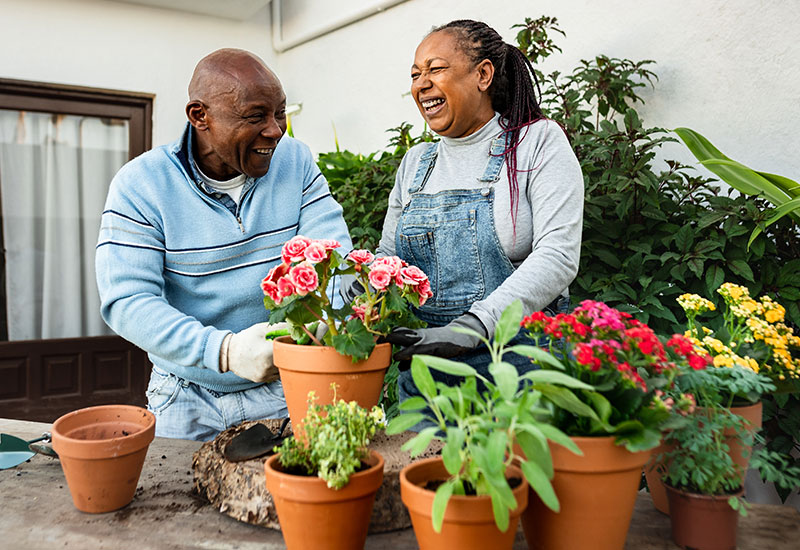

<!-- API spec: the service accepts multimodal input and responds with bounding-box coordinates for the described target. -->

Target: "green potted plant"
[519,299,709,550]
[263,386,385,550]
[658,364,773,550]
[386,301,594,550]
[262,235,430,426]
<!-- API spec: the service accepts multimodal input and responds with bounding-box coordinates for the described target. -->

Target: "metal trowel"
[0,432,58,470]
[223,418,290,462]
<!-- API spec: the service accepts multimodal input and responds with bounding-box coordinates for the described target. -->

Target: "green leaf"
[521,370,594,390]
[516,428,553,478]
[586,391,612,424]
[522,460,559,512]
[537,386,600,421]
[410,357,436,398]
[537,424,583,455]
[398,396,428,411]
[490,490,511,532]
[387,413,426,435]
[402,427,439,456]
[486,431,509,474]
[508,345,566,370]
[489,361,520,401]
[705,264,725,295]
[727,259,755,282]
[432,479,456,533]
[442,427,465,474]
[748,197,800,248]
[416,355,478,378]
[331,319,376,361]
[494,300,523,346]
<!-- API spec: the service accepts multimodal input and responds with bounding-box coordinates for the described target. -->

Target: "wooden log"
[192,419,441,533]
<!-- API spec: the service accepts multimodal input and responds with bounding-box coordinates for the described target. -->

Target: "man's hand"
[385,313,488,361]
[219,322,289,383]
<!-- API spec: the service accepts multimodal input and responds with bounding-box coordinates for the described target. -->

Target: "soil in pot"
[665,483,742,550]
[264,449,384,550]
[51,404,155,513]
[400,456,529,550]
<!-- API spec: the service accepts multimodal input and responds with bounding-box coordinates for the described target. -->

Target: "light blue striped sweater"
[96,125,352,392]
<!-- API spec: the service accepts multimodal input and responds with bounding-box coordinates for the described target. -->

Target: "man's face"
[196,68,287,180]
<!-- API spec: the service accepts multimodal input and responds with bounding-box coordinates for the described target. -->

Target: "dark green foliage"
[318,123,436,251]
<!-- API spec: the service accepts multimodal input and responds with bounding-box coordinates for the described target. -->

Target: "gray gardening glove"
[386,313,488,362]
[340,274,365,303]
[219,322,289,383]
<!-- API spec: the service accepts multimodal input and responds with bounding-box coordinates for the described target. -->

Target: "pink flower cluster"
[261,236,341,305]
[349,252,432,306]
[522,300,711,390]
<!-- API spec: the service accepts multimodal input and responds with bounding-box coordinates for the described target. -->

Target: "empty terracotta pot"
[265,450,384,550]
[51,404,155,513]
[272,337,391,432]
[400,456,529,550]
[665,484,742,550]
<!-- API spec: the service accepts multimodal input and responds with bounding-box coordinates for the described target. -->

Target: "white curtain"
[0,110,128,340]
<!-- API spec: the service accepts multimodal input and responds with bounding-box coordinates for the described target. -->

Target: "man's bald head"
[188,48,278,106]
[186,48,287,180]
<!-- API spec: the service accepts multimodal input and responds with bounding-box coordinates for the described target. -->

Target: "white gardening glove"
[219,322,289,383]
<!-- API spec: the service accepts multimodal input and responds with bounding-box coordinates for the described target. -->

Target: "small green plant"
[386,301,594,532]
[662,364,775,514]
[275,387,385,489]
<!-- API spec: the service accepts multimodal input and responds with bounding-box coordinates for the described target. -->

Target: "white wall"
[277,0,800,180]
[1,0,798,180]
[0,0,277,146]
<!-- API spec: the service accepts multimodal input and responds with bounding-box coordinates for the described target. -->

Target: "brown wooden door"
[0,79,153,422]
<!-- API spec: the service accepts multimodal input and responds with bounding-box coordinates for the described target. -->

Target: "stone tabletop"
[1,417,798,550]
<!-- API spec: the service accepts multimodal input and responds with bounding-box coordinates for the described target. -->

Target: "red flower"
[348,249,375,265]
[368,265,393,290]
[282,236,311,263]
[289,262,319,295]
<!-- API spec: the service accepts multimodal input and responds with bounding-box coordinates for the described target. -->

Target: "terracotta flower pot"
[646,401,762,515]
[51,404,155,513]
[665,483,743,550]
[399,456,529,550]
[522,436,652,550]
[272,336,391,430]
[264,449,384,550]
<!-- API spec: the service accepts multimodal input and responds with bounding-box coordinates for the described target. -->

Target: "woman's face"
[411,31,495,138]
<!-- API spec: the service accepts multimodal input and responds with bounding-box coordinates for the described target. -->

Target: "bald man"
[96,49,352,440]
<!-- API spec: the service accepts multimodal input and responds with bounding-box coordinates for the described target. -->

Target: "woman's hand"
[386,313,487,361]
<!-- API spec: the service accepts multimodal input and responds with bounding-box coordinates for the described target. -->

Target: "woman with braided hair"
[377,19,584,397]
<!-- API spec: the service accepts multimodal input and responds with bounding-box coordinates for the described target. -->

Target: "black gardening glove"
[386,313,488,362]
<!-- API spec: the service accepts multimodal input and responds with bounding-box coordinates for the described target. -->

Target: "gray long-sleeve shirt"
[378,114,584,336]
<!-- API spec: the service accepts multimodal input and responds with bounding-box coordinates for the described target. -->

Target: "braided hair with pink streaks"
[431,19,544,229]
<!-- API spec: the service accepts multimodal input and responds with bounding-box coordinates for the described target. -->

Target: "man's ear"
[476,59,495,92]
[186,100,209,130]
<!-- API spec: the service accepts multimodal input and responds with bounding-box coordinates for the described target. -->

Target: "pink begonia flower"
[303,242,328,263]
[261,279,283,304]
[265,262,290,283]
[417,279,433,306]
[348,249,375,265]
[368,265,393,290]
[289,262,319,295]
[282,236,312,263]
[351,304,367,321]
[318,239,341,250]
[371,256,404,277]
[277,276,296,298]
[399,265,427,286]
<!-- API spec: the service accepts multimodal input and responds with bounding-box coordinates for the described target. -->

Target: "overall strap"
[408,141,439,194]
[477,134,508,194]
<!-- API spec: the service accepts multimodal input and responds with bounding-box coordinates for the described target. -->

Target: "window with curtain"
[0,110,128,340]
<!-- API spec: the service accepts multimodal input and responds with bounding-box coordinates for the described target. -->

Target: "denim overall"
[395,136,568,401]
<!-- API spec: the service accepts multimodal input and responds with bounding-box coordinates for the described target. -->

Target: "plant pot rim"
[265,449,384,503]
[400,456,528,516]
[273,336,392,373]
[52,405,155,458]
[548,434,654,472]
[663,482,744,500]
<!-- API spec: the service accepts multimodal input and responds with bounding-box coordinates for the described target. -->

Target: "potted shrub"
[263,387,385,550]
[658,363,773,550]
[518,300,710,550]
[645,282,800,512]
[261,235,431,426]
[386,301,594,550]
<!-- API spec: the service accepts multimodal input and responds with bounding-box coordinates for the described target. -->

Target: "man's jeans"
[145,366,288,441]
